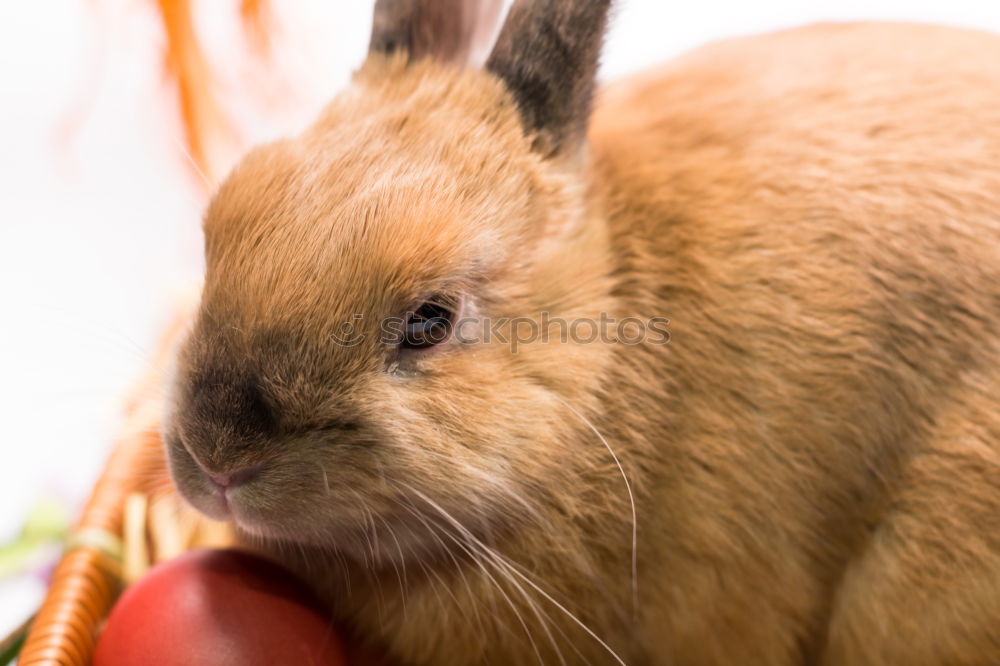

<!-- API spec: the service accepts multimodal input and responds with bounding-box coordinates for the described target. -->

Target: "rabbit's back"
[592,21,1000,269]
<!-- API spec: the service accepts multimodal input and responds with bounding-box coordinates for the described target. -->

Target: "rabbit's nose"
[207,465,262,490]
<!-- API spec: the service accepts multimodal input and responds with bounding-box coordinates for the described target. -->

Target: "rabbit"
[163,0,1000,664]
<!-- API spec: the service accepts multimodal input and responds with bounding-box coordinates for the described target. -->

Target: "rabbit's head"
[165,0,618,564]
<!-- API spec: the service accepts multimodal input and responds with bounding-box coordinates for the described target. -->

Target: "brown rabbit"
[163,1,1000,664]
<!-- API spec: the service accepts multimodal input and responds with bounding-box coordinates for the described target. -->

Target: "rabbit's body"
[587,22,1000,664]
[165,6,1000,665]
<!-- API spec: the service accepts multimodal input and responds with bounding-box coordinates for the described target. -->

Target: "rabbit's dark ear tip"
[486,0,613,158]
[371,37,401,55]
[368,0,504,66]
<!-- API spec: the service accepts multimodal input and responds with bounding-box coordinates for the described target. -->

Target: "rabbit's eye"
[402,297,456,350]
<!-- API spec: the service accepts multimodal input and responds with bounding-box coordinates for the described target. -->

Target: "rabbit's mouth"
[166,423,510,573]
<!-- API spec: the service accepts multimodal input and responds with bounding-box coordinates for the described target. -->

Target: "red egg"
[94,548,349,666]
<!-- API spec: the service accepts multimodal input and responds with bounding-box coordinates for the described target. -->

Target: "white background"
[2,0,999,630]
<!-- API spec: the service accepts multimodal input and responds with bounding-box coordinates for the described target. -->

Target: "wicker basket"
[17,308,235,666]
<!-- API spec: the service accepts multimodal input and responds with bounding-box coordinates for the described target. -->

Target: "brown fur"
[164,9,1000,666]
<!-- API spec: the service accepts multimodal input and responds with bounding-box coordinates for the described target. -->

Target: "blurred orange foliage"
[153,0,272,186]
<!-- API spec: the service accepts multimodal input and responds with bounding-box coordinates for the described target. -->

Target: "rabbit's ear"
[487,0,612,158]
[369,0,509,68]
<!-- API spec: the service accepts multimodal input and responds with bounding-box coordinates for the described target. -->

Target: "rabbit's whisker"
[392,489,546,661]
[554,394,639,620]
[401,482,625,666]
